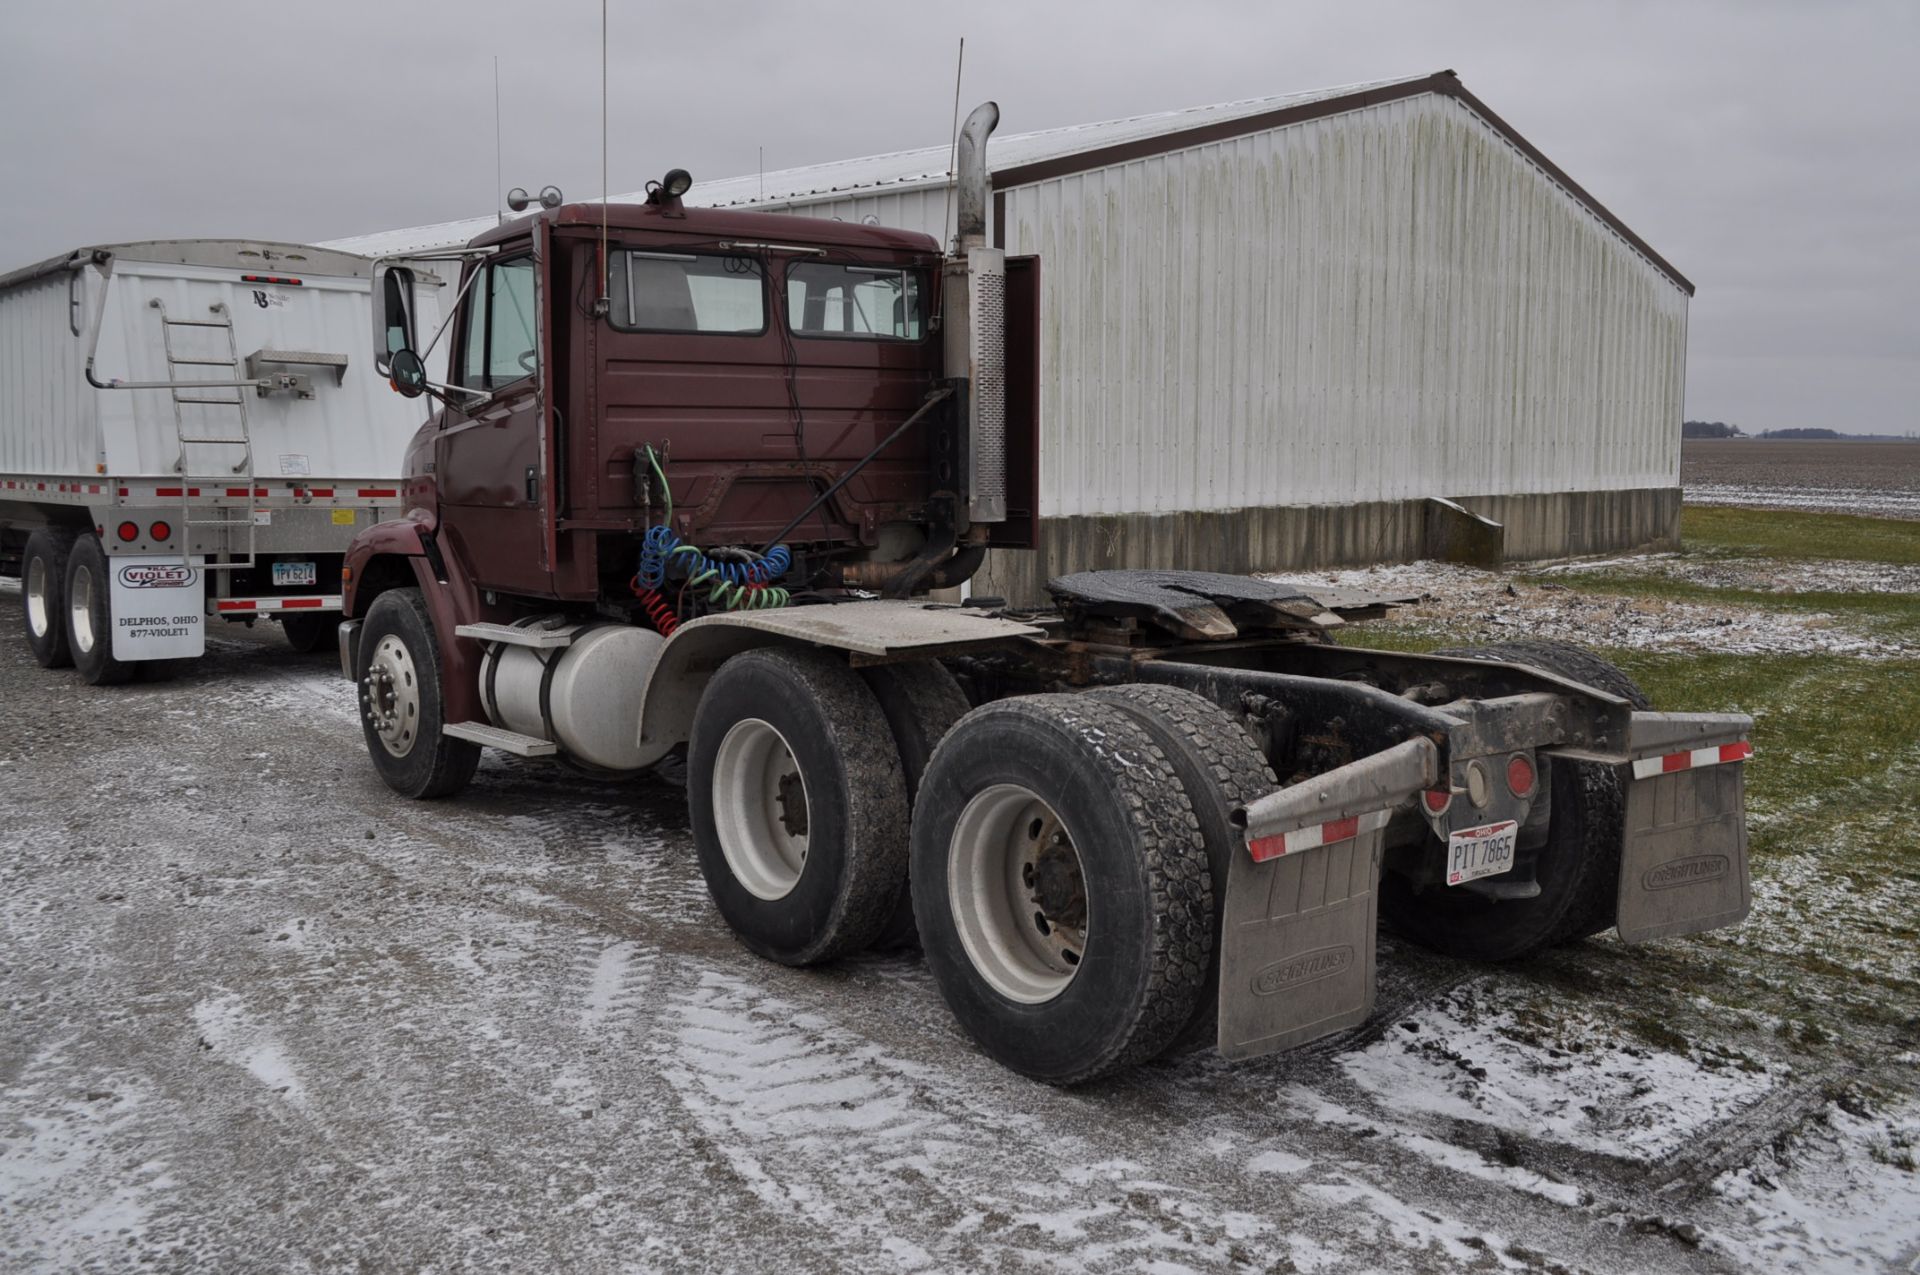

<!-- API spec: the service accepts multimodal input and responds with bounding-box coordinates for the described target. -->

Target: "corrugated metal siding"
[0,272,98,476]
[990,94,1686,516]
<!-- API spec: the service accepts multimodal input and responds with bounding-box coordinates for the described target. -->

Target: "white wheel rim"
[25,555,50,639]
[712,718,810,901]
[947,784,1089,1004]
[68,562,96,655]
[363,633,421,758]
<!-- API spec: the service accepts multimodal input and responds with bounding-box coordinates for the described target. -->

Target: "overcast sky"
[2,0,1913,435]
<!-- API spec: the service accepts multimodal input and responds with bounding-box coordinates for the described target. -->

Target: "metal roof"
[321,70,1690,294]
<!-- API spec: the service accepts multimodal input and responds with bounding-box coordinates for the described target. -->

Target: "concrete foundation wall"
[971,486,1681,606]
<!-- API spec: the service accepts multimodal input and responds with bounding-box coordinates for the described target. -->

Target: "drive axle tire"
[65,535,133,686]
[861,660,973,950]
[1380,640,1649,960]
[1087,684,1277,1052]
[689,647,910,966]
[21,528,75,669]
[282,612,341,654]
[355,588,479,800]
[910,695,1213,1085]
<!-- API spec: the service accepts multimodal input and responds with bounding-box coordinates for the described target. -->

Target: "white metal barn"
[328,71,1693,599]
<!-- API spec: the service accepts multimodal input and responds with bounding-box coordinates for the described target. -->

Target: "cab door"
[435,252,554,596]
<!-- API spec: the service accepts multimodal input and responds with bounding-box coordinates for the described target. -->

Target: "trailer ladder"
[152,298,256,570]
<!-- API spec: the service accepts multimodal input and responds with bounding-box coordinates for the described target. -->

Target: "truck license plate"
[1447,821,1518,886]
[272,561,317,588]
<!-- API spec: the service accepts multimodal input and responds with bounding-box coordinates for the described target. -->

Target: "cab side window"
[455,256,538,391]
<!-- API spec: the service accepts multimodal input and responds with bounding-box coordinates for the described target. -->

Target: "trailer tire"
[1379,641,1649,959]
[689,647,910,967]
[21,528,76,669]
[910,695,1212,1084]
[281,612,340,654]
[355,587,479,800]
[1087,684,1277,1052]
[65,535,134,686]
[861,660,973,951]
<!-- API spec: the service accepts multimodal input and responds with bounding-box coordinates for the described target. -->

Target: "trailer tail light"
[240,274,303,286]
[116,521,139,543]
[1422,788,1452,816]
[1506,753,1537,798]
[150,520,173,541]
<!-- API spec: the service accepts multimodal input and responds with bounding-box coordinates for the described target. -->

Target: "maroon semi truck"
[339,104,1755,1084]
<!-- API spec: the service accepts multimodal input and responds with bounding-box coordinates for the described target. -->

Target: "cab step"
[444,721,557,756]
[455,621,575,649]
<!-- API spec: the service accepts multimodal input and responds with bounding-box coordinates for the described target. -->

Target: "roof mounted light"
[646,169,693,206]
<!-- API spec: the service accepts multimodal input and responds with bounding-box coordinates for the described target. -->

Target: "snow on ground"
[1686,482,1920,521]
[3,614,1918,1272]
[1289,558,1913,657]
[1708,1100,1920,1273]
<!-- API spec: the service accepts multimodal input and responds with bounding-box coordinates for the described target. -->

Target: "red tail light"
[149,520,173,541]
[116,521,139,542]
[1506,754,1537,798]
[1422,788,1452,815]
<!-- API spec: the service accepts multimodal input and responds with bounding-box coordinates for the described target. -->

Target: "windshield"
[786,263,924,340]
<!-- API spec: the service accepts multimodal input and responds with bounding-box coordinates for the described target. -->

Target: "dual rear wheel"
[688,656,1269,1084]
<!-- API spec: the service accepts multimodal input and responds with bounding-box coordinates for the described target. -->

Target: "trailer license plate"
[273,561,317,588]
[1447,821,1518,886]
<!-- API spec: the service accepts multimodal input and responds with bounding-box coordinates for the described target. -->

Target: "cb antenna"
[503,55,510,223]
[595,0,611,316]
[941,37,965,250]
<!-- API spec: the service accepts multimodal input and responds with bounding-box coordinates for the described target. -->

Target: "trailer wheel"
[1380,641,1649,959]
[910,695,1212,1084]
[281,612,340,654]
[355,588,479,799]
[861,660,973,950]
[64,535,134,686]
[1087,684,1277,1051]
[21,528,76,669]
[689,647,910,966]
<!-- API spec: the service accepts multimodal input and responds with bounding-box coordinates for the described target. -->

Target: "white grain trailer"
[0,240,444,682]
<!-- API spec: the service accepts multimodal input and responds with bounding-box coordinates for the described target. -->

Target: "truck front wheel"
[65,535,133,686]
[910,696,1213,1084]
[355,588,479,799]
[688,647,910,966]
[21,528,75,668]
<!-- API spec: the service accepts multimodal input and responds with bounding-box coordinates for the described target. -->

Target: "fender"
[343,509,496,727]
[631,601,1045,768]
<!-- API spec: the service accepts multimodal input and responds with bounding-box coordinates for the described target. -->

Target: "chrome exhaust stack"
[943,101,1006,526]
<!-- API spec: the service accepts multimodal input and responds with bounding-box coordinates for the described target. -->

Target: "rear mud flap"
[1217,830,1383,1060]
[1617,761,1751,944]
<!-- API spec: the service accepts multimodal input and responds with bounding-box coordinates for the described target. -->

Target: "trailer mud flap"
[1616,745,1752,945]
[1216,828,1384,1060]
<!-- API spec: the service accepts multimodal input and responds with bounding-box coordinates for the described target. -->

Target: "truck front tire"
[910,695,1213,1085]
[689,647,910,966]
[65,535,133,686]
[21,528,75,669]
[355,588,479,800]
[1380,640,1650,960]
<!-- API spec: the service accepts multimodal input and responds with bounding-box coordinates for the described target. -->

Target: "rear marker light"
[1422,789,1452,815]
[1506,754,1537,798]
[116,521,139,543]
[150,520,172,541]
[240,274,303,286]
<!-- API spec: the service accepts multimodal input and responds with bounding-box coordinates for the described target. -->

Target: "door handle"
[525,466,538,503]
